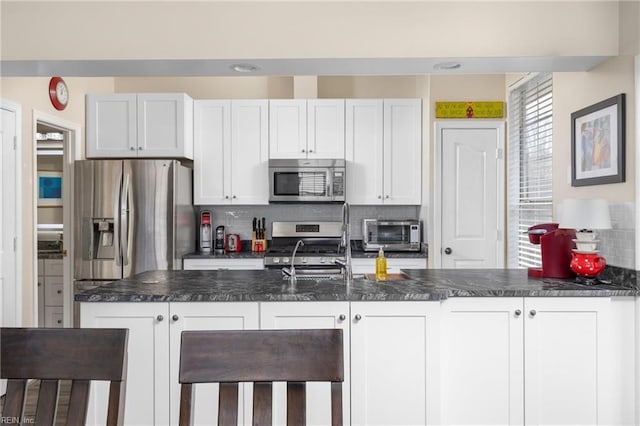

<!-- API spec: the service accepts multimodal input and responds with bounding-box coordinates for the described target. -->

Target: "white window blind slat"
[507,73,553,269]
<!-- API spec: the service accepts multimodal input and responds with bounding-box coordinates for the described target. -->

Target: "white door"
[435,122,505,268]
[440,297,524,425]
[524,297,613,426]
[230,100,269,204]
[307,99,345,159]
[86,93,138,158]
[81,302,171,425]
[350,301,439,426]
[260,301,351,426]
[269,100,307,159]
[137,93,192,158]
[1,104,19,331]
[169,302,260,426]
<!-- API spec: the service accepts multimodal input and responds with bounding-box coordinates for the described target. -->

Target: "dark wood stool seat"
[1,327,128,426]
[178,329,344,426]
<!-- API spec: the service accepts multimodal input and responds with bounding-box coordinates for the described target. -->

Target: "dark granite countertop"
[75,268,639,303]
[184,251,265,260]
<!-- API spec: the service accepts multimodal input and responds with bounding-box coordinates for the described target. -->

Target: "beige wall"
[1,77,113,325]
[1,2,620,61]
[553,56,636,204]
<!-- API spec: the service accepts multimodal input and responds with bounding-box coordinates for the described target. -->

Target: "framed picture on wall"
[571,93,625,186]
[37,171,63,206]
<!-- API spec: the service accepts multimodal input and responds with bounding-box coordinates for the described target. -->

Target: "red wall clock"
[49,77,69,111]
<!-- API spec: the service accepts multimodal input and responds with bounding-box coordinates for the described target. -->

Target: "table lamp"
[558,198,611,283]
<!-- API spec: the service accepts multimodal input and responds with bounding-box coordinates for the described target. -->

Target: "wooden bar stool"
[178,329,344,426]
[1,327,128,426]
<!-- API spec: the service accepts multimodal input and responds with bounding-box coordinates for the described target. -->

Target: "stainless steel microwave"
[362,219,421,252]
[269,159,346,203]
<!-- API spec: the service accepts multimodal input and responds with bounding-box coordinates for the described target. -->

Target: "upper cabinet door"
[137,93,193,158]
[231,100,269,204]
[269,99,307,159]
[383,99,422,205]
[307,99,345,159]
[86,93,137,158]
[345,99,384,204]
[193,100,230,205]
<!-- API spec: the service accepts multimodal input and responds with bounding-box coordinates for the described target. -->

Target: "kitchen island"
[76,269,638,426]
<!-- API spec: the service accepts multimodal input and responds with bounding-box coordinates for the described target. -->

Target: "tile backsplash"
[198,205,422,241]
[597,202,635,270]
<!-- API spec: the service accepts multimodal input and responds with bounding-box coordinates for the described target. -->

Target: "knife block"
[252,233,267,253]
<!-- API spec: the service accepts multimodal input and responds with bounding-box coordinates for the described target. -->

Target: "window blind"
[507,74,553,268]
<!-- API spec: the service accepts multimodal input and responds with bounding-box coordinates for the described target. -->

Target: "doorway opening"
[33,111,80,328]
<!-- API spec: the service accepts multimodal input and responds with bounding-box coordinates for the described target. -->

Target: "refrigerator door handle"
[113,168,123,267]
[121,170,131,266]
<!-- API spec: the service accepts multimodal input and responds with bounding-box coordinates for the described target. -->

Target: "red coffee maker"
[527,223,576,278]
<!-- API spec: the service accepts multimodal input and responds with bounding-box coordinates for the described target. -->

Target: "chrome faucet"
[282,239,304,281]
[336,202,353,285]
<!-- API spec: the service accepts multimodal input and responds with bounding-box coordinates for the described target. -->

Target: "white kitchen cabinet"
[193,100,269,205]
[440,297,629,426]
[350,257,427,275]
[269,99,345,159]
[260,302,351,426]
[183,257,264,270]
[80,301,259,426]
[38,258,64,328]
[440,297,524,425]
[86,93,193,159]
[346,99,421,205]
[350,301,440,426]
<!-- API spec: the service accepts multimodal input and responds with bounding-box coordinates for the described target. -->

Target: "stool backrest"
[178,329,344,426]
[1,327,128,426]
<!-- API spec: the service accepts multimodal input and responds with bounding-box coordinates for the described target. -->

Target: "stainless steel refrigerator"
[74,159,195,281]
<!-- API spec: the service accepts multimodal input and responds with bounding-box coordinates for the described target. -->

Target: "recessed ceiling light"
[434,62,462,71]
[231,63,259,73]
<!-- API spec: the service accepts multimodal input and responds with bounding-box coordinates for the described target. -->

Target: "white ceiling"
[0,56,609,77]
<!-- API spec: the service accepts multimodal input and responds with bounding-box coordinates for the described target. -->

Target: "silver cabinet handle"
[444,247,452,255]
[232,195,237,199]
[515,309,522,316]
[385,195,390,199]
[354,314,362,321]
[301,149,306,153]
[308,149,313,153]
[378,195,382,199]
[57,290,62,294]
[172,314,179,321]
[338,314,346,321]
[130,146,135,150]
[225,195,230,199]
[138,146,143,150]
[157,315,164,322]
[529,309,537,317]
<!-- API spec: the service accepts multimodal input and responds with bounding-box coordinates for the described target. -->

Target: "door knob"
[172,314,179,321]
[338,314,346,321]
[444,247,452,255]
[515,309,522,316]
[354,314,362,321]
[156,315,164,322]
[529,309,537,317]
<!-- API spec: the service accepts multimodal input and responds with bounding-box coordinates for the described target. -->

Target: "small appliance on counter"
[527,223,576,278]
[362,219,421,252]
[214,225,225,254]
[252,217,267,252]
[199,210,213,254]
[225,233,242,253]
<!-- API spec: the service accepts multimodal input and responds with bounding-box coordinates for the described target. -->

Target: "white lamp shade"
[558,198,612,230]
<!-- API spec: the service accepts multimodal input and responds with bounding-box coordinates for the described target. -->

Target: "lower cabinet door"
[524,297,612,426]
[169,302,260,426]
[440,297,524,425]
[350,301,439,426]
[80,302,171,425]
[260,301,351,426]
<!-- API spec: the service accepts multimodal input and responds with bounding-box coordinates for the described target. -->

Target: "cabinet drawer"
[44,307,64,328]
[45,276,64,306]
[183,258,264,270]
[44,259,64,276]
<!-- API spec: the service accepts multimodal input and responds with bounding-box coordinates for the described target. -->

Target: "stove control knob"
[283,257,290,263]
[273,257,280,264]
[301,257,308,264]
[320,257,326,263]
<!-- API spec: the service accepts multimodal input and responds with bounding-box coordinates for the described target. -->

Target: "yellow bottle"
[375,247,387,281]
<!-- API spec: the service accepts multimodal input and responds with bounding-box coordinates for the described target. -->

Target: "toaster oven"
[362,219,421,252]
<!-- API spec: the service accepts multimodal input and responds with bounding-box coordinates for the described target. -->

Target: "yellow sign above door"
[435,101,505,118]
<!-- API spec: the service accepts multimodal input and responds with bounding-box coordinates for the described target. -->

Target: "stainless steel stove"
[264,221,345,273]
